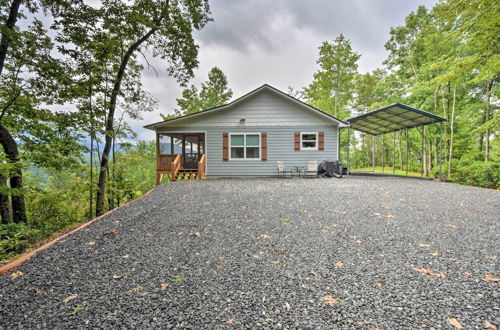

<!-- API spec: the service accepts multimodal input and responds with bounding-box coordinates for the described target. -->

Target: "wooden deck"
[156,154,206,185]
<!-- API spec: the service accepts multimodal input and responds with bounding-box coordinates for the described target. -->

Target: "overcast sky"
[134,0,438,141]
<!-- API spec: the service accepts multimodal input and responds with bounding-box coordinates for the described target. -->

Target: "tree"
[303,34,360,119]
[54,0,212,216]
[166,66,232,118]
[0,0,81,223]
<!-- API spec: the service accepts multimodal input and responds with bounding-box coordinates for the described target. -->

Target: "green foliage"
[165,67,233,119]
[447,161,500,189]
[0,223,43,260]
[303,34,360,119]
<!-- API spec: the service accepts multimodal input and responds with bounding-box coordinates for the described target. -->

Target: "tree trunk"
[95,27,157,216]
[484,79,493,161]
[0,173,12,223]
[0,123,26,222]
[427,140,432,175]
[0,0,22,76]
[448,86,456,176]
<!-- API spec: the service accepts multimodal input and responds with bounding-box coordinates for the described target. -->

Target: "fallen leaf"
[112,275,122,279]
[414,267,445,278]
[322,295,340,307]
[430,252,439,256]
[160,284,170,290]
[127,286,144,294]
[449,258,457,262]
[444,223,457,228]
[355,240,363,244]
[272,260,281,264]
[101,230,117,237]
[10,271,23,279]
[122,254,129,259]
[385,214,395,218]
[378,254,385,258]
[375,282,383,288]
[35,289,43,295]
[381,205,391,209]
[279,217,292,222]
[144,233,153,237]
[217,264,225,269]
[260,234,271,239]
[484,321,497,330]
[226,319,234,325]
[372,212,381,216]
[249,254,262,259]
[190,232,201,237]
[487,256,496,260]
[417,243,430,248]
[268,249,285,255]
[63,295,78,303]
[139,292,149,296]
[464,272,471,276]
[86,241,96,246]
[483,274,500,282]
[284,302,291,311]
[335,262,344,269]
[448,318,464,329]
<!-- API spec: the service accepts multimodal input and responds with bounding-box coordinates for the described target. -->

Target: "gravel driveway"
[1,177,499,329]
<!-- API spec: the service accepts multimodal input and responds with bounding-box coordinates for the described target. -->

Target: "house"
[144,84,349,183]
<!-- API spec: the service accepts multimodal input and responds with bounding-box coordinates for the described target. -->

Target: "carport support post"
[347,127,351,176]
[421,126,425,177]
[382,134,385,173]
[405,128,409,176]
[439,122,443,178]
[393,131,396,174]
[372,135,376,172]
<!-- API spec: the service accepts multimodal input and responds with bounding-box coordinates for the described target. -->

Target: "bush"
[27,191,83,232]
[449,161,500,189]
[0,223,44,260]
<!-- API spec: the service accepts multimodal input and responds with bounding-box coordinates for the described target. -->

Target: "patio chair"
[303,160,318,177]
[276,161,293,178]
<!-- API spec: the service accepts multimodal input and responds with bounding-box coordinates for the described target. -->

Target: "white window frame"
[300,132,318,150]
[228,132,261,160]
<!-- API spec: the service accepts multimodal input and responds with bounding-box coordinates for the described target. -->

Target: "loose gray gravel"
[1,176,499,329]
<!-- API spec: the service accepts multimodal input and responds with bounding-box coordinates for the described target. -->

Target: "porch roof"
[346,103,447,136]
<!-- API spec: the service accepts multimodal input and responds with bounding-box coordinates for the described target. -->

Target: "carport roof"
[346,103,447,135]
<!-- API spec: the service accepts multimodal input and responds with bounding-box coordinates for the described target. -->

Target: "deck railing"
[197,154,206,180]
[171,154,181,180]
[157,154,178,171]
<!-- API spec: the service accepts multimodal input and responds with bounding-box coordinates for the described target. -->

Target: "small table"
[293,166,306,177]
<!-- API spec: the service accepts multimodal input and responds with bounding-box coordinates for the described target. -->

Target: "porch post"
[170,136,174,154]
[347,127,351,176]
[405,128,409,176]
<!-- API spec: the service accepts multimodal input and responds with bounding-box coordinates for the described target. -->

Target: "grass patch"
[352,166,429,178]
[69,304,84,317]
[172,275,185,283]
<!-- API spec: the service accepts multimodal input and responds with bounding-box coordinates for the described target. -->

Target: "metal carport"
[345,103,447,178]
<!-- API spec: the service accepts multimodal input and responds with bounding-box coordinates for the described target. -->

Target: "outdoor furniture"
[302,160,318,177]
[293,166,306,177]
[277,161,293,177]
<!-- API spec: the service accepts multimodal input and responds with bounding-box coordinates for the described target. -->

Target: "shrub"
[449,161,500,189]
[0,223,43,260]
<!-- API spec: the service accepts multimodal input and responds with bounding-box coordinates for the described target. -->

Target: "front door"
[182,134,204,169]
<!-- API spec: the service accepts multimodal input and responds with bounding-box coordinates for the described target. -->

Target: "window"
[229,133,260,160]
[301,132,318,150]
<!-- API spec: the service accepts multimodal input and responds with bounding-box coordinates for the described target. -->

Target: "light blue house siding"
[156,125,338,176]
[149,85,347,177]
